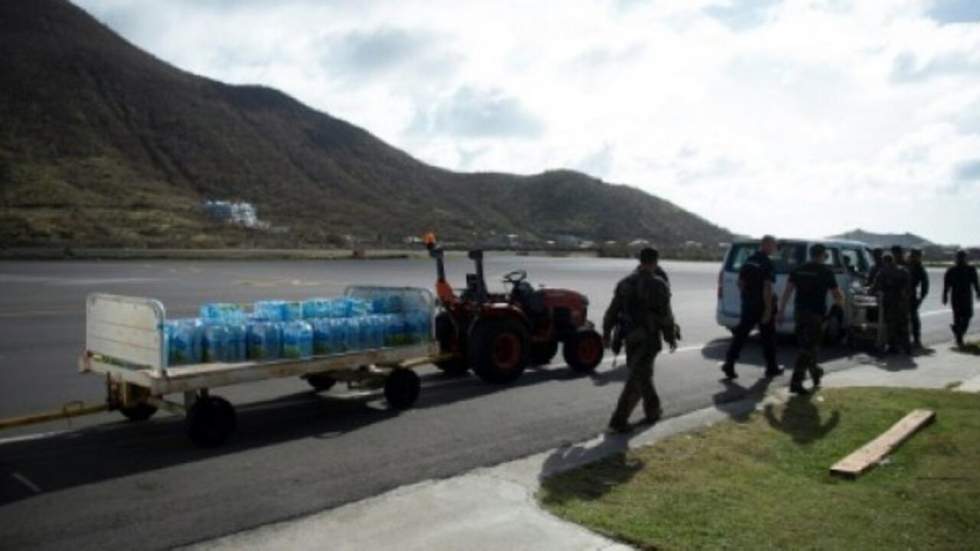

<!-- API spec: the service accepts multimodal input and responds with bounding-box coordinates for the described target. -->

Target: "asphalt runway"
[0,257,967,549]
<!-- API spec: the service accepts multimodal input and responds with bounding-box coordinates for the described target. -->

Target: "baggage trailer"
[78,290,441,447]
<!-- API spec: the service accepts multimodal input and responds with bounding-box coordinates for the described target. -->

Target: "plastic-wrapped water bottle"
[331,318,351,353]
[253,300,286,322]
[281,301,302,322]
[405,311,431,344]
[225,324,247,362]
[368,315,386,349]
[199,303,246,324]
[302,298,333,320]
[282,321,314,359]
[348,298,371,317]
[246,321,282,360]
[309,318,341,356]
[382,314,405,347]
[346,317,363,351]
[203,324,232,363]
[169,319,204,365]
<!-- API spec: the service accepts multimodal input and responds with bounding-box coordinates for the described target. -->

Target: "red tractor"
[426,238,604,384]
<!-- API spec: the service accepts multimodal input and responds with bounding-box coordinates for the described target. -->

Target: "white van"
[716,239,873,342]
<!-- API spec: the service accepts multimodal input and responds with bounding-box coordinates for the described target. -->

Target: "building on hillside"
[204,200,261,228]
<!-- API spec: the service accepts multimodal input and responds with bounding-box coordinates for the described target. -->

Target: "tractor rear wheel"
[469,319,529,384]
[529,340,559,366]
[434,312,469,376]
[563,330,604,373]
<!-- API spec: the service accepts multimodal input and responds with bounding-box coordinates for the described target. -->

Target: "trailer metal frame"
[78,292,441,446]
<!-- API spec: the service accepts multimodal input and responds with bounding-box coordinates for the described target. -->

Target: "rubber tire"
[563,330,604,373]
[306,373,337,391]
[120,403,158,422]
[469,319,529,384]
[529,340,559,366]
[435,357,469,376]
[186,396,237,448]
[384,369,421,409]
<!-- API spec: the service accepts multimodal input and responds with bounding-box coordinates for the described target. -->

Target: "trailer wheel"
[186,396,237,447]
[305,373,337,391]
[384,369,420,409]
[469,319,529,384]
[120,403,158,422]
[530,340,559,366]
[563,330,604,373]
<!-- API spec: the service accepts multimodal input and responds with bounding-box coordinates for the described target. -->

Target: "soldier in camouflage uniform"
[872,253,912,354]
[603,247,678,433]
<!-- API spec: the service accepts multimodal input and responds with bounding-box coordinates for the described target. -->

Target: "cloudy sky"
[75,0,980,244]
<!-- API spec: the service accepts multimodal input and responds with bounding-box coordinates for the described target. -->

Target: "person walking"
[721,235,782,380]
[943,250,980,348]
[872,253,912,354]
[778,244,844,395]
[907,248,929,348]
[603,247,678,433]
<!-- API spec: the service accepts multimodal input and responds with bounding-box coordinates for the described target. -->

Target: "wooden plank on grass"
[830,409,935,479]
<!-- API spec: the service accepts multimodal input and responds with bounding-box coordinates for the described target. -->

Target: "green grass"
[959,341,980,356]
[539,388,980,551]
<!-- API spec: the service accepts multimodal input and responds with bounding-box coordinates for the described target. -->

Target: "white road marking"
[0,430,68,446]
[11,472,42,494]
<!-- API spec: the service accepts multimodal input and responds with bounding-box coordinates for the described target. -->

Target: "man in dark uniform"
[891,245,907,266]
[778,244,844,395]
[872,253,912,354]
[867,248,884,285]
[603,247,678,433]
[907,248,929,348]
[943,250,980,347]
[721,235,782,379]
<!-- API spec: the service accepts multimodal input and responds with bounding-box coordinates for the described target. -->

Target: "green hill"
[0,0,732,250]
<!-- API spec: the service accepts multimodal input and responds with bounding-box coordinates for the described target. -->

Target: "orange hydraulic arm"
[425,233,457,306]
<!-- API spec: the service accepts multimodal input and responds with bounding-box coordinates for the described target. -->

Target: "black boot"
[811,367,824,388]
[765,365,785,378]
[721,361,737,380]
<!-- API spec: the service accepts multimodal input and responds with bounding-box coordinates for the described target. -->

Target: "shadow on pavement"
[712,375,775,423]
[0,363,587,507]
[855,352,920,372]
[537,433,642,507]
[764,394,840,445]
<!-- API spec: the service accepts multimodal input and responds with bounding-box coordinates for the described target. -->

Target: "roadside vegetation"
[540,388,980,550]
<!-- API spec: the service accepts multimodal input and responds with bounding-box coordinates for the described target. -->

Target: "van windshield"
[724,242,807,274]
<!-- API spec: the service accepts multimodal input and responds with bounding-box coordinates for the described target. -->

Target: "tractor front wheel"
[469,319,529,384]
[563,330,604,373]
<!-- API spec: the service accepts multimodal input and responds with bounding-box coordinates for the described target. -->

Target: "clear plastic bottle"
[246,321,282,360]
[202,324,232,363]
[282,321,314,359]
[225,323,247,362]
[199,303,246,324]
[311,318,332,355]
[169,319,204,365]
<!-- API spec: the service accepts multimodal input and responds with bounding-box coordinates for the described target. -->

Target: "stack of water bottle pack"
[164,289,432,367]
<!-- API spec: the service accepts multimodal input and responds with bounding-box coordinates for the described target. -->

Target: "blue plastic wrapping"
[281,321,314,359]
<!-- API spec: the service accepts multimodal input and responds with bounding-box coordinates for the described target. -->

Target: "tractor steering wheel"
[502,270,527,285]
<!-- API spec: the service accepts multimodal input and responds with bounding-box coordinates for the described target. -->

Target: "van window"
[840,247,869,273]
[725,242,807,274]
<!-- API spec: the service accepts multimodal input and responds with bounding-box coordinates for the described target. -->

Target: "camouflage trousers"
[610,332,660,427]
[792,311,824,385]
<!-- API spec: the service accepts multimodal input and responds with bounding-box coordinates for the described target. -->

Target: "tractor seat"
[512,282,546,315]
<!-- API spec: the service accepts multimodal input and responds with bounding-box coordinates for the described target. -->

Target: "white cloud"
[75,0,980,244]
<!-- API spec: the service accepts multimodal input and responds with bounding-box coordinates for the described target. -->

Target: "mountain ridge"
[0,0,732,250]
